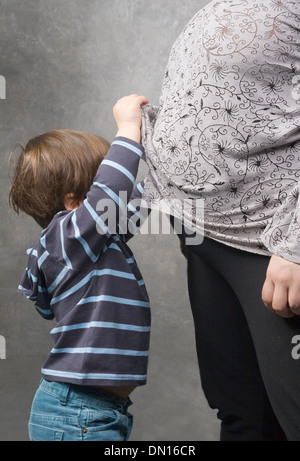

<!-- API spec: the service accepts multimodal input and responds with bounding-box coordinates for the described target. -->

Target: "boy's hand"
[113,94,149,143]
[262,255,300,318]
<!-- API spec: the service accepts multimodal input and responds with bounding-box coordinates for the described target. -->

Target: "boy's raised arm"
[57,95,149,269]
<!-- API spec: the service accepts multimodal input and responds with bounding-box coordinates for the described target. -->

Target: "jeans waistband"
[39,378,132,412]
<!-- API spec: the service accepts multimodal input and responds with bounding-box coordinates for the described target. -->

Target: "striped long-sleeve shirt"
[18,137,151,387]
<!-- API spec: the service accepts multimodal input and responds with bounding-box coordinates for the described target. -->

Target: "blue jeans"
[28,379,133,441]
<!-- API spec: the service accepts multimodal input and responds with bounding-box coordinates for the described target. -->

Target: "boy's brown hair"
[9,129,110,228]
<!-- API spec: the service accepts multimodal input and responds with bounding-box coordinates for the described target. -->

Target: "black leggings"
[182,237,300,441]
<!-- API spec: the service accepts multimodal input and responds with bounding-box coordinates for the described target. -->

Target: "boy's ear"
[64,193,83,210]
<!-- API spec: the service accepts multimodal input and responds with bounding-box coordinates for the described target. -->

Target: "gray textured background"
[0,0,220,441]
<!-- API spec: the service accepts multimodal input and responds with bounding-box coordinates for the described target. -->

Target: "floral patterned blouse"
[142,0,300,263]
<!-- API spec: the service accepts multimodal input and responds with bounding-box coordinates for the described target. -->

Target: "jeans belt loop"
[59,383,71,406]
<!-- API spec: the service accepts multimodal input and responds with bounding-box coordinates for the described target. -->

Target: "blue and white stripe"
[51,321,151,335]
[50,269,139,305]
[51,347,149,357]
[42,368,147,382]
[111,139,143,158]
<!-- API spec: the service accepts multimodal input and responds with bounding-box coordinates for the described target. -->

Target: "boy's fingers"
[126,94,149,106]
[137,95,149,105]
[124,94,149,105]
[114,95,149,111]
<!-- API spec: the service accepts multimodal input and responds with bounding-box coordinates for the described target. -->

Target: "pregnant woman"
[142,0,300,441]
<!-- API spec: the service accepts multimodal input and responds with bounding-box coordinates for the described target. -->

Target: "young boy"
[9,94,151,441]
